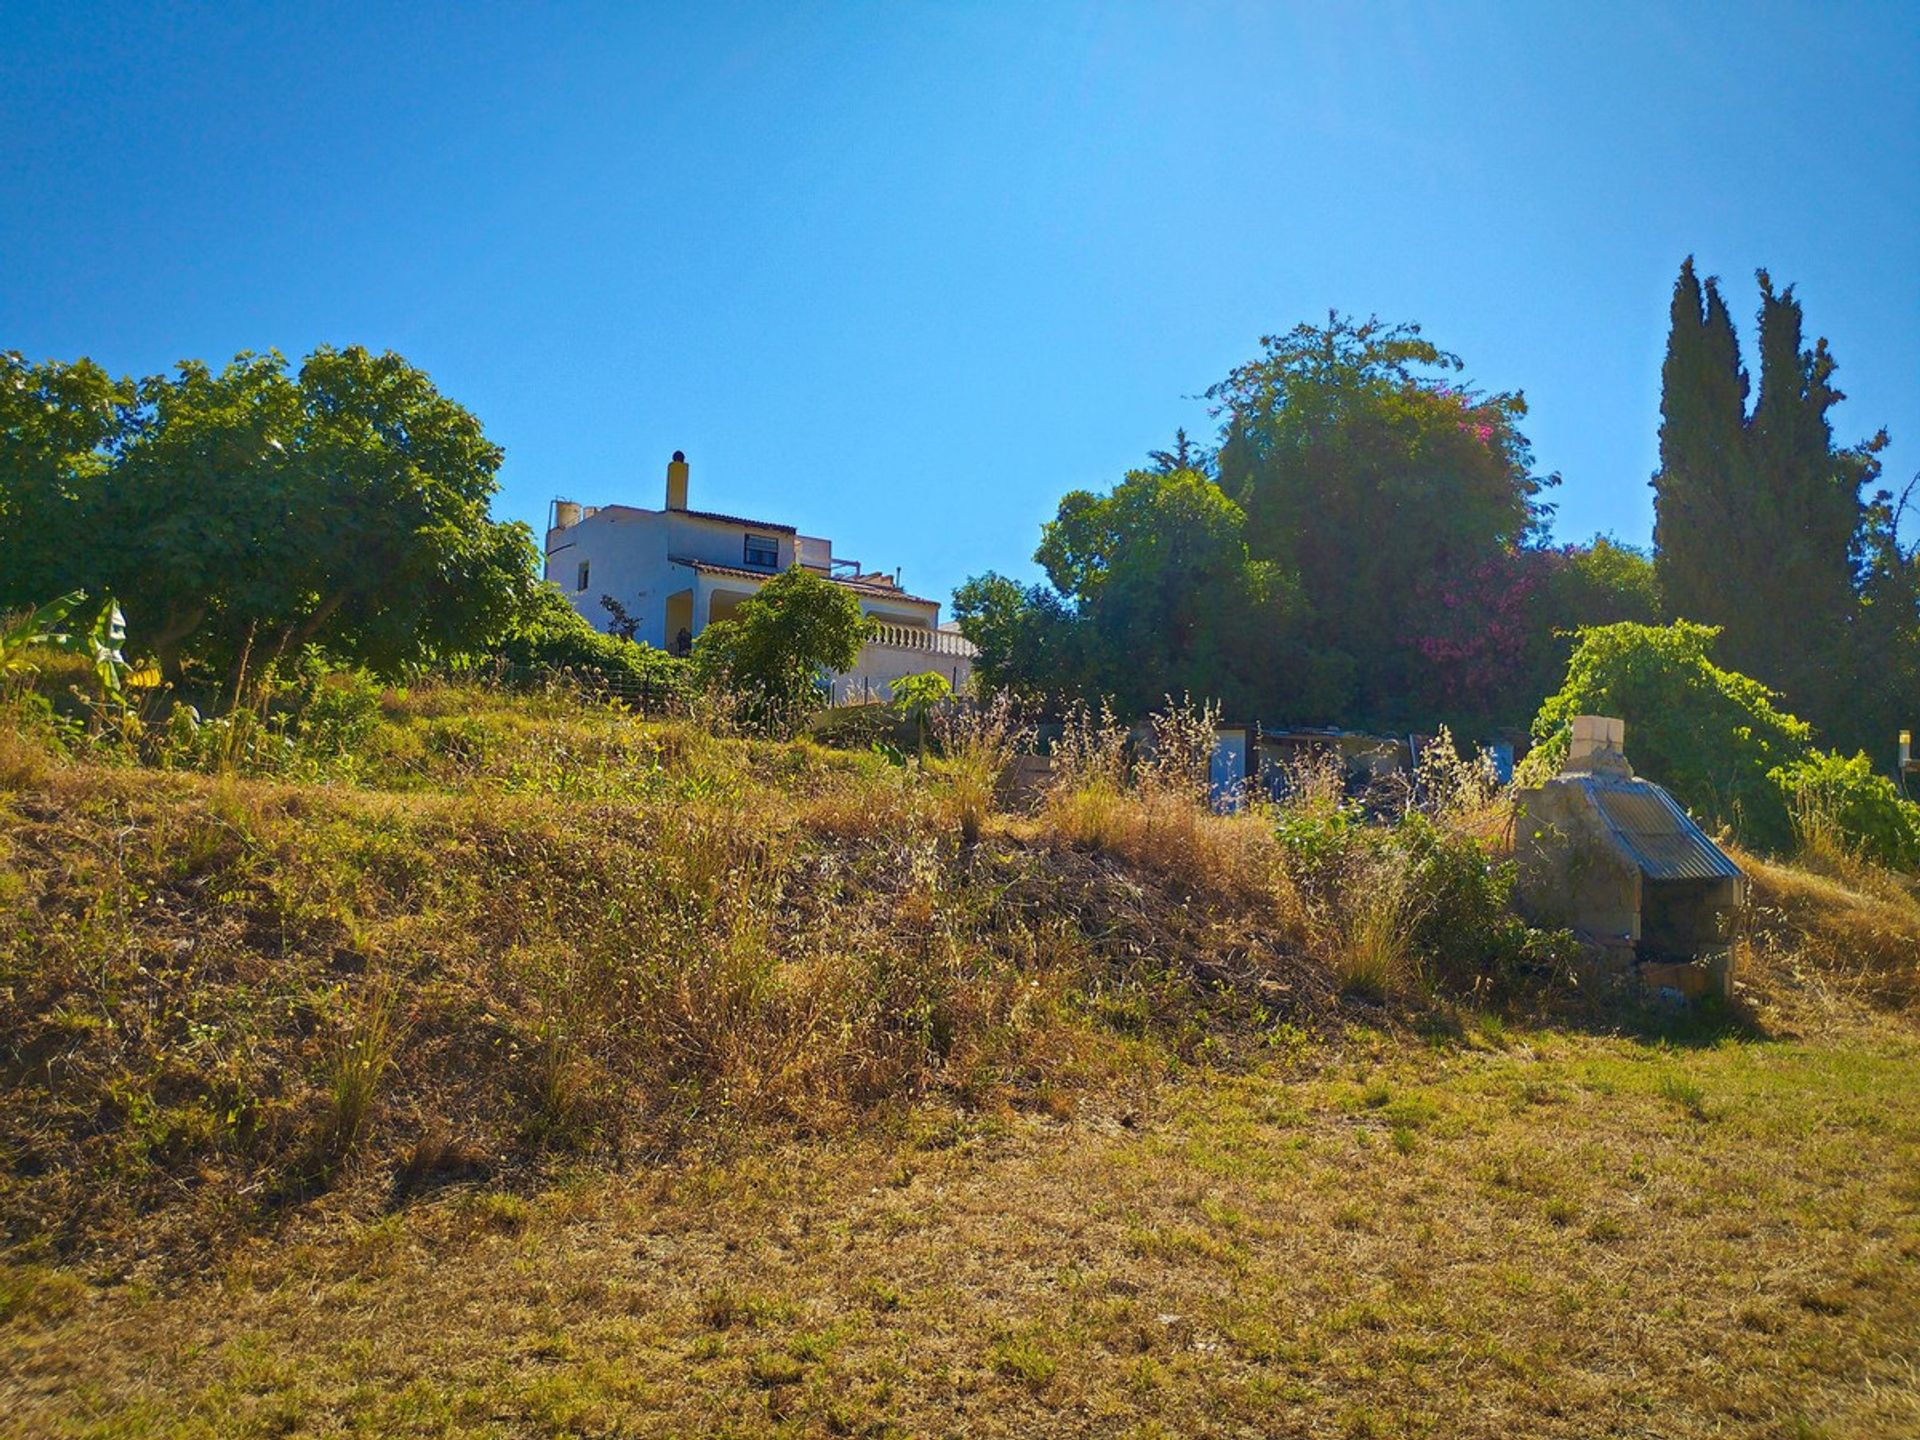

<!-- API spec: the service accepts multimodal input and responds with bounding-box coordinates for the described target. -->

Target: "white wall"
[831,631,975,704]
[545,508,673,644]
[545,507,797,648]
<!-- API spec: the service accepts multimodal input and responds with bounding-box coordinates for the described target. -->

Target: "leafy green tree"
[1848,479,1920,768]
[950,572,1088,706]
[1529,618,1920,869]
[1549,536,1659,628]
[0,354,133,610]
[1497,536,1664,718]
[693,566,870,731]
[1209,315,1555,728]
[960,320,1557,730]
[887,670,952,755]
[1145,427,1208,474]
[1030,468,1296,715]
[0,346,534,686]
[284,346,535,675]
[888,669,951,720]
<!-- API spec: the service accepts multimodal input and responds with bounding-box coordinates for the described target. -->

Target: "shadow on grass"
[1412,967,1771,1053]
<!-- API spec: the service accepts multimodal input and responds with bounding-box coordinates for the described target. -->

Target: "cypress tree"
[1652,259,1753,636]
[1746,272,1881,723]
[1652,259,1890,750]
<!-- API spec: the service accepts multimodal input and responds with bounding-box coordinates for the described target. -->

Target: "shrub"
[1334,858,1418,1001]
[1392,813,1570,987]
[1527,621,1811,850]
[1274,806,1570,999]
[1771,749,1920,872]
[1271,792,1365,871]
[499,582,690,705]
[691,567,868,734]
[888,669,952,718]
[285,657,385,759]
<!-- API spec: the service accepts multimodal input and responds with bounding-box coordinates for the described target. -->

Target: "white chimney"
[1567,714,1626,768]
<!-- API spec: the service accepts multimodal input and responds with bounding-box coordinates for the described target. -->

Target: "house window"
[576,560,590,592]
[744,533,779,570]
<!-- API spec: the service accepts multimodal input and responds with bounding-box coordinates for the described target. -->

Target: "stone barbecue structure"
[1514,716,1747,1000]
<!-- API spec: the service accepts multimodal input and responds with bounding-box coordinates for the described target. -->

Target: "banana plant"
[84,596,130,696]
[0,591,86,680]
[0,591,133,694]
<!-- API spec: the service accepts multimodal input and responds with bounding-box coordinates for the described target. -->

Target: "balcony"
[829,623,977,705]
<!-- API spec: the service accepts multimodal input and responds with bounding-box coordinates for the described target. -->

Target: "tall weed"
[932,692,1030,844]
[1411,724,1510,847]
[318,981,404,1168]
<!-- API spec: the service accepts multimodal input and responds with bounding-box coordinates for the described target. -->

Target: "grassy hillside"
[3,684,1919,1437]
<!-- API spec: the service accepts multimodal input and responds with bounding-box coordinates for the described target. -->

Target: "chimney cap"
[671,450,686,463]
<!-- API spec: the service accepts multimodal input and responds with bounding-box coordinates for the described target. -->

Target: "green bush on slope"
[1770,749,1920,871]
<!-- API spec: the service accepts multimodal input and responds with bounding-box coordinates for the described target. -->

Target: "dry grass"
[1329,857,1420,1003]
[930,691,1029,845]
[1736,845,1920,1014]
[1041,701,1314,942]
[1046,782,1310,931]
[3,685,1919,1437]
[0,692,1308,1273]
[317,980,405,1167]
[4,1014,1916,1438]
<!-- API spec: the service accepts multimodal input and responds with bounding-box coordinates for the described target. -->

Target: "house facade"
[543,452,975,702]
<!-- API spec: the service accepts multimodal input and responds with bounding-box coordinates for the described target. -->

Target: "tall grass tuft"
[1410,724,1510,846]
[1042,699,1133,851]
[932,692,1029,845]
[318,981,404,1168]
[1332,860,1420,1002]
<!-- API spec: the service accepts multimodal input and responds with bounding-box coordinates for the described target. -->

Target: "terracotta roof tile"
[679,509,797,534]
[669,556,938,607]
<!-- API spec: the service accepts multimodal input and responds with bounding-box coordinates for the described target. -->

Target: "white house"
[544,452,975,703]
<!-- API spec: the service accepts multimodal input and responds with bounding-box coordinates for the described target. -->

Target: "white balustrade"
[863,623,977,657]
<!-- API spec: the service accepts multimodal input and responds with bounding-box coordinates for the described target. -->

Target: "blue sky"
[4,2,1916,611]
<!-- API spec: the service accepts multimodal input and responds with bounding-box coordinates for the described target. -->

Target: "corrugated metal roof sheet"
[1588,779,1743,882]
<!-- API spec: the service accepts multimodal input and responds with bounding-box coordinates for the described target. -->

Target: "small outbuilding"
[1514,716,1746,1000]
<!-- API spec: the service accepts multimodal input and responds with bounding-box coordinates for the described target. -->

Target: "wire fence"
[480,661,689,716]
